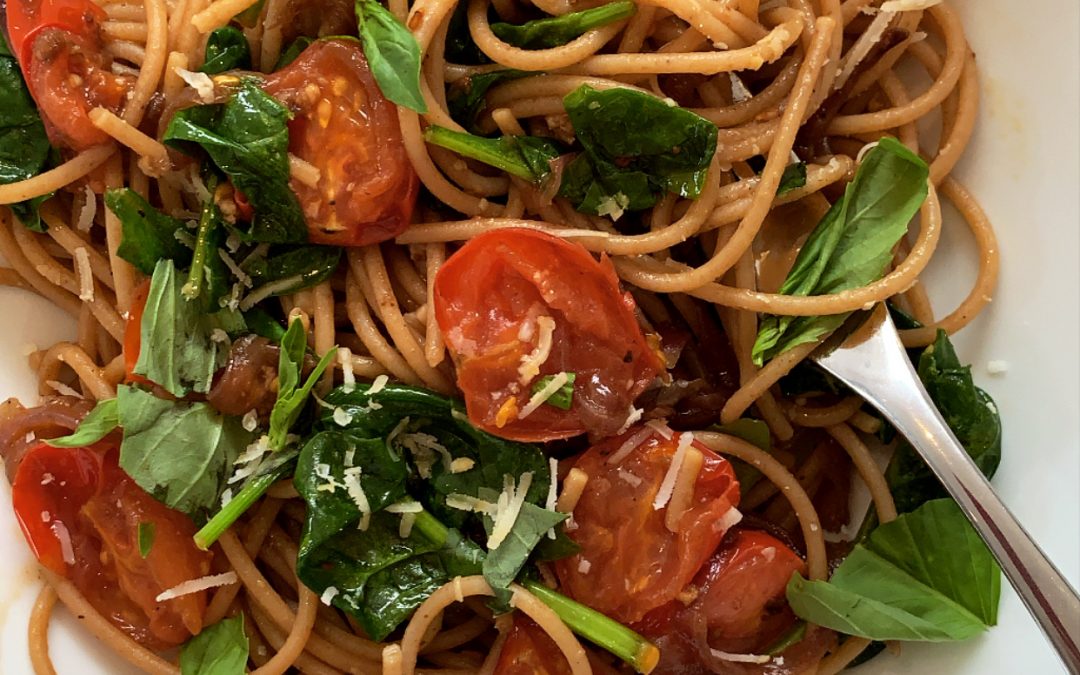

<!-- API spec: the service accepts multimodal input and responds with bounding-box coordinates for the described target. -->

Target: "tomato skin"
[123,278,151,385]
[263,39,418,247]
[553,427,740,623]
[4,0,104,63]
[494,616,573,675]
[434,229,665,441]
[11,442,212,648]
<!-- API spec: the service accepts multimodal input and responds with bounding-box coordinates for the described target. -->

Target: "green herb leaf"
[776,161,807,196]
[423,125,561,183]
[268,318,336,450]
[164,79,308,243]
[752,138,929,364]
[242,245,342,297]
[179,615,249,675]
[886,329,1001,513]
[354,0,427,113]
[137,521,156,558]
[105,189,192,275]
[0,33,54,231]
[530,372,576,410]
[712,417,772,492]
[491,0,635,49]
[786,498,1000,641]
[195,448,298,549]
[134,259,245,397]
[117,384,253,517]
[559,85,717,216]
[45,399,119,448]
[275,36,314,70]
[201,27,252,74]
[242,307,288,342]
[447,70,527,131]
[482,502,566,603]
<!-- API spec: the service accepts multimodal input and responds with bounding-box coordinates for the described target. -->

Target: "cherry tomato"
[433,229,665,441]
[494,616,573,675]
[263,39,418,246]
[11,441,212,648]
[553,427,740,623]
[123,278,151,385]
[7,0,132,150]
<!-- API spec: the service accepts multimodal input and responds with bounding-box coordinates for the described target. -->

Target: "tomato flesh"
[11,442,212,648]
[123,278,151,385]
[434,228,665,441]
[554,427,740,623]
[494,616,573,675]
[263,39,418,246]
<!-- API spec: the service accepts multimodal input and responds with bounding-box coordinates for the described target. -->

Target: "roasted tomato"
[553,426,740,623]
[263,39,418,246]
[433,229,665,441]
[123,278,151,384]
[494,616,573,675]
[6,0,132,150]
[11,441,212,648]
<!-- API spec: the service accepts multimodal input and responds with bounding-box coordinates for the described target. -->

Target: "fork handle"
[818,315,1080,674]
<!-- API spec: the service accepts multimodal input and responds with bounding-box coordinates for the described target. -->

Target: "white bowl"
[0,0,1077,672]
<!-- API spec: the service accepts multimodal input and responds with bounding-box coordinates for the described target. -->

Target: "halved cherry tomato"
[7,0,132,150]
[11,441,212,648]
[263,39,418,246]
[123,278,151,384]
[434,229,665,441]
[554,427,740,623]
[494,616,573,675]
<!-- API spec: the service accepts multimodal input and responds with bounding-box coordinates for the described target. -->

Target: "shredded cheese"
[76,186,96,232]
[487,472,533,550]
[445,493,496,515]
[155,571,239,601]
[53,522,75,565]
[879,0,940,10]
[46,380,83,398]
[450,457,475,473]
[386,501,423,514]
[517,316,556,384]
[239,275,304,311]
[608,426,653,466]
[175,68,216,102]
[241,410,259,432]
[74,247,94,301]
[577,559,592,574]
[517,371,570,420]
[833,9,896,91]
[615,406,644,435]
[338,348,356,393]
[218,249,253,288]
[398,512,417,538]
[342,467,372,531]
[715,507,744,533]
[709,649,771,665]
[332,407,354,427]
[555,468,588,513]
[645,419,674,440]
[664,447,704,532]
[320,586,340,605]
[617,469,642,488]
[368,373,390,395]
[545,457,559,539]
[653,432,694,511]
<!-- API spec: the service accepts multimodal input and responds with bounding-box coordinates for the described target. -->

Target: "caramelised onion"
[0,396,95,481]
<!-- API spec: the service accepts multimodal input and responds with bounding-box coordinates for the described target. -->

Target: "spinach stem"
[182,175,219,300]
[194,471,276,550]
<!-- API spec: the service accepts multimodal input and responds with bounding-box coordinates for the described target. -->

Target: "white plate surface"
[0,1,1077,672]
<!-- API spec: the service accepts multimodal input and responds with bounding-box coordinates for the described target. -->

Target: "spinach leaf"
[752,138,929,364]
[776,161,807,196]
[0,32,53,232]
[242,307,287,342]
[712,418,771,491]
[105,189,192,275]
[201,27,252,74]
[787,498,1000,641]
[354,0,427,113]
[447,70,527,131]
[559,85,717,215]
[134,259,245,397]
[268,318,337,450]
[179,615,249,675]
[117,384,252,517]
[164,79,307,243]
[137,521,156,558]
[275,36,314,70]
[45,398,119,447]
[424,125,560,183]
[445,1,489,65]
[886,330,1001,513]
[242,245,342,297]
[491,0,635,49]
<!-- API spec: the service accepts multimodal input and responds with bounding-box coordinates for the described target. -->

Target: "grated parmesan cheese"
[398,512,417,538]
[342,467,372,531]
[332,407,354,427]
[450,457,475,473]
[833,9,896,91]
[175,68,216,103]
[241,410,259,432]
[645,419,674,440]
[617,469,643,488]
[517,316,556,384]
[987,360,1009,375]
[518,371,570,420]
[577,559,592,574]
[74,247,94,302]
[40,472,53,485]
[607,426,654,465]
[338,348,356,393]
[445,493,496,515]
[46,380,83,398]
[320,586,340,605]
[218,249,253,288]
[615,406,644,435]
[368,373,389,395]
[596,192,630,221]
[729,73,753,103]
[879,0,941,10]
[238,275,304,311]
[53,522,75,565]
[709,649,771,665]
[41,511,50,522]
[156,572,239,602]
[220,488,233,508]
[715,506,744,533]
[487,472,533,550]
[653,432,694,510]
[545,457,559,539]
[76,187,96,232]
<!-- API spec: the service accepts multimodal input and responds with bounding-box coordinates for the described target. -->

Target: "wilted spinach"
[490,0,635,49]
[0,33,53,231]
[424,125,561,183]
[200,27,252,74]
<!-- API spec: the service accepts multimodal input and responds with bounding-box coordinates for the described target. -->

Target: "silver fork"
[812,305,1080,673]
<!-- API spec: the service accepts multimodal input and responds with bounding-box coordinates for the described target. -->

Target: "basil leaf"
[491,0,635,49]
[752,138,929,364]
[137,521,156,558]
[0,32,53,231]
[105,189,192,275]
[164,79,307,243]
[354,0,427,113]
[268,318,336,450]
[786,499,1000,641]
[886,329,1001,513]
[179,615,249,675]
[530,372,576,410]
[482,501,566,601]
[201,27,252,74]
[117,385,253,517]
[776,161,807,196]
[45,399,119,448]
[275,36,314,70]
[134,259,245,397]
[424,125,560,183]
[559,85,717,215]
[447,70,526,131]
